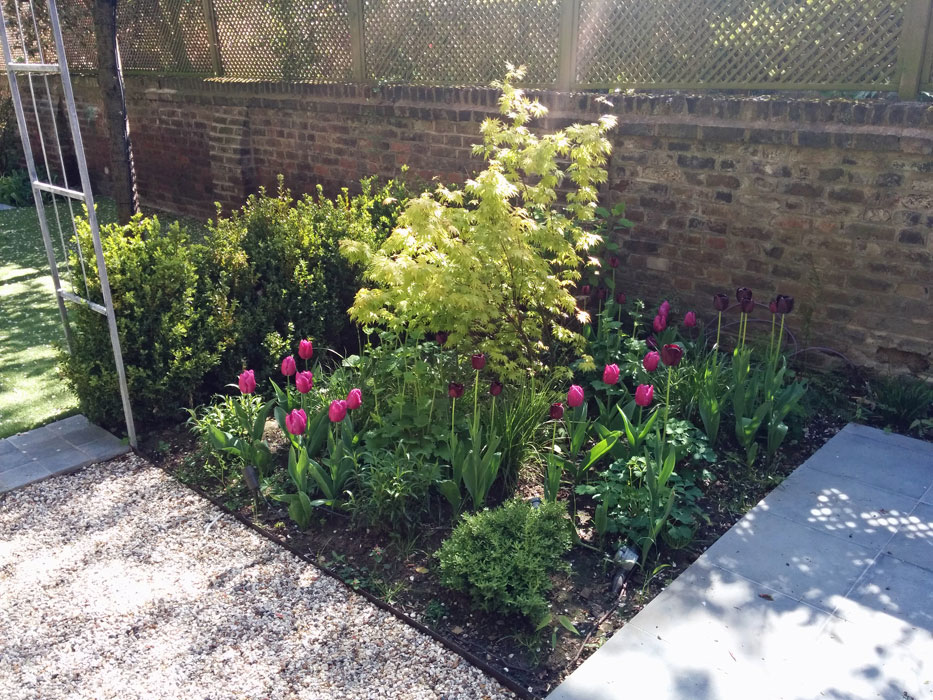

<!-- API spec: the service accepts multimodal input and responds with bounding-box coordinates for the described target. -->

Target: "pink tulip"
[635,384,654,407]
[281,355,297,377]
[285,408,307,435]
[659,300,671,317]
[653,314,667,333]
[237,369,256,395]
[602,364,620,385]
[298,339,313,360]
[295,371,313,394]
[643,351,660,372]
[346,388,362,410]
[683,311,697,328]
[328,399,348,423]
[567,385,584,408]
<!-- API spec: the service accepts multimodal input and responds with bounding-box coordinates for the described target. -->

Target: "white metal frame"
[1,0,136,447]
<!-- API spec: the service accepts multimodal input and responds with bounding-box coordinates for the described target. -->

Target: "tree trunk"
[90,0,138,224]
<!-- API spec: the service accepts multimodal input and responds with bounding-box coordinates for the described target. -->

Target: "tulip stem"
[663,369,672,447]
[769,313,776,362]
[472,370,480,437]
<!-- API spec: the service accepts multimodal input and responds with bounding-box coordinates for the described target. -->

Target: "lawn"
[0,199,123,439]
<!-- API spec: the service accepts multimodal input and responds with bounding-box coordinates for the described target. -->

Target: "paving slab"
[548,424,933,700]
[0,415,129,493]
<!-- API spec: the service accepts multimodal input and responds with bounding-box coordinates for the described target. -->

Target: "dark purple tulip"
[489,381,503,396]
[471,353,486,370]
[736,287,753,303]
[769,300,778,314]
[615,291,626,305]
[580,284,592,296]
[549,402,564,420]
[776,294,795,314]
[596,287,609,301]
[713,293,729,312]
[740,298,755,314]
[646,334,658,350]
[448,382,465,398]
[435,331,449,345]
[608,255,621,269]
[660,343,684,367]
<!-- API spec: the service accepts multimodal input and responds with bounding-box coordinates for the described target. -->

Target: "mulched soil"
[140,367,900,698]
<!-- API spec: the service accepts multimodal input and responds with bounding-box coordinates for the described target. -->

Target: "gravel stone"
[0,455,513,700]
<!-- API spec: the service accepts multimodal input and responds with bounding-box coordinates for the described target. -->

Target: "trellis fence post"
[348,0,366,83]
[556,0,580,91]
[200,0,223,76]
[898,0,933,100]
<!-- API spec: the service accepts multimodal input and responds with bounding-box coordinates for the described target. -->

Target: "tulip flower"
[549,402,564,420]
[740,298,755,314]
[659,300,671,317]
[295,371,314,394]
[596,287,608,301]
[769,300,778,314]
[489,381,503,396]
[328,399,348,423]
[736,287,753,303]
[643,351,660,372]
[615,291,626,305]
[776,294,794,314]
[646,335,658,350]
[435,331,448,345]
[603,364,620,385]
[608,255,620,268]
[713,293,729,311]
[448,382,465,399]
[567,385,584,408]
[471,353,486,370]
[298,339,313,360]
[653,314,667,333]
[237,369,256,395]
[661,343,684,367]
[635,384,654,407]
[346,388,362,410]
[683,311,697,328]
[281,355,297,377]
[580,284,592,296]
[285,408,307,435]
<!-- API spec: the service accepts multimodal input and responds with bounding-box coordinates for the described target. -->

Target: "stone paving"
[549,423,933,700]
[0,415,129,493]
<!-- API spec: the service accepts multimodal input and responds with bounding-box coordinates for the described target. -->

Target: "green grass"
[0,200,133,438]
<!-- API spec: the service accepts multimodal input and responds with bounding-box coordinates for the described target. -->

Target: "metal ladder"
[0,0,136,447]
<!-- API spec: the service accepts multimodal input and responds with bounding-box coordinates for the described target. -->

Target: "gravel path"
[0,455,513,700]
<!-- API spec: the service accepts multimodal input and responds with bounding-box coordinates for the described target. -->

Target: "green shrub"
[436,499,572,623]
[0,169,32,207]
[59,214,234,428]
[352,442,440,532]
[208,176,408,380]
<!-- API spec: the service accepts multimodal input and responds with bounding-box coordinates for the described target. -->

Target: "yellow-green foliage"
[341,66,616,376]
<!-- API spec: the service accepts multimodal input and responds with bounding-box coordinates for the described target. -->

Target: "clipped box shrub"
[437,499,572,624]
[207,176,408,380]
[59,214,235,428]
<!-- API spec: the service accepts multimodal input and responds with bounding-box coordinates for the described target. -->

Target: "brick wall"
[69,75,933,375]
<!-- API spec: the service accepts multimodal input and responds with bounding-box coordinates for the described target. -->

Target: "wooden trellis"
[8,0,933,97]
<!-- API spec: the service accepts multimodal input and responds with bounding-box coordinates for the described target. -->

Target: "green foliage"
[59,213,234,427]
[436,499,572,624]
[352,442,440,532]
[867,374,933,433]
[0,169,32,207]
[208,176,409,379]
[342,67,617,376]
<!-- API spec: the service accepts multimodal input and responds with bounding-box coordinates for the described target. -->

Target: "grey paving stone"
[0,461,52,493]
[802,430,933,499]
[0,438,18,456]
[42,414,89,433]
[628,560,831,669]
[61,424,119,448]
[700,508,876,612]
[35,447,94,475]
[23,437,82,462]
[841,422,933,457]
[7,426,54,450]
[922,484,933,506]
[843,555,933,632]
[0,447,28,473]
[757,466,918,551]
[76,439,129,463]
[882,502,933,572]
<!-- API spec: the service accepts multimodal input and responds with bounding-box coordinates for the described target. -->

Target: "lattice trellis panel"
[117,0,213,73]
[212,0,353,81]
[363,0,560,85]
[1,0,96,69]
[576,0,907,88]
